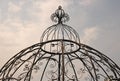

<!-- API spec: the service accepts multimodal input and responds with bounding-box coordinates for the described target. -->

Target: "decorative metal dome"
[0,6,120,81]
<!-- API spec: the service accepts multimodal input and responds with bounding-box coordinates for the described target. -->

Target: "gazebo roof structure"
[0,6,120,81]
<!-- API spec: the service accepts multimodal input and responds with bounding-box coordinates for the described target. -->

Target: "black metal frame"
[0,6,120,81]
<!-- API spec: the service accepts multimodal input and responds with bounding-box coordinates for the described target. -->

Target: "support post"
[61,40,65,81]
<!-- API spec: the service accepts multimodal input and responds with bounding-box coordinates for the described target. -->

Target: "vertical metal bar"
[61,40,65,81]
[58,54,61,81]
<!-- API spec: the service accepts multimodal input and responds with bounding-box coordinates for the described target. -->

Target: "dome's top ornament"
[51,6,70,23]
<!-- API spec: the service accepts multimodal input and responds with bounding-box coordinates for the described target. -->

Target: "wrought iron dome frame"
[0,6,120,81]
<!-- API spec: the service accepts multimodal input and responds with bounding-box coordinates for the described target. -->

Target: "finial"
[58,5,62,9]
[51,6,70,24]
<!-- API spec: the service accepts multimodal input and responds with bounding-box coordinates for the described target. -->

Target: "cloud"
[79,0,95,6]
[81,27,98,44]
[0,9,1,19]
[8,2,21,13]
[0,20,40,47]
[0,19,22,46]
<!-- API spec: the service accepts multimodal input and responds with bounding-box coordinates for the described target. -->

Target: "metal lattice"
[0,6,120,81]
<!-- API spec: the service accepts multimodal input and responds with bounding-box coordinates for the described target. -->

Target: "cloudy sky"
[0,0,120,68]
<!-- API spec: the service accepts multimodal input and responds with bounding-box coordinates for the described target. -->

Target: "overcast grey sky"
[0,0,120,68]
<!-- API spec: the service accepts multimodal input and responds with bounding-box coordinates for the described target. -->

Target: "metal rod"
[61,40,65,81]
[58,54,61,81]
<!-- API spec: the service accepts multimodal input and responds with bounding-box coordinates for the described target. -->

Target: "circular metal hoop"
[41,39,81,55]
